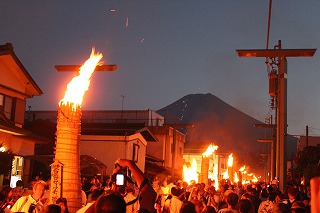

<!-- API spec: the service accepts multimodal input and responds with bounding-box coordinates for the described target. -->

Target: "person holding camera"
[95,159,157,213]
[10,180,47,213]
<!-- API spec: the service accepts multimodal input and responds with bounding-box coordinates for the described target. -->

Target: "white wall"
[80,134,147,175]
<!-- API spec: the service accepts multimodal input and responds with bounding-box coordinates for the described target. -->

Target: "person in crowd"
[286,187,299,207]
[180,201,196,213]
[95,193,126,213]
[152,179,163,207]
[301,197,310,213]
[56,197,69,213]
[257,191,276,213]
[11,180,47,213]
[191,199,205,213]
[11,180,24,206]
[272,203,290,213]
[87,184,99,203]
[76,188,104,213]
[203,206,217,213]
[218,190,234,210]
[217,192,239,213]
[0,186,12,212]
[95,158,156,213]
[21,180,36,197]
[163,186,183,213]
[274,192,285,204]
[178,182,190,202]
[260,189,268,202]
[42,179,51,201]
[290,201,307,213]
[205,186,219,212]
[237,199,252,213]
[246,185,261,213]
[123,187,140,213]
[81,188,87,207]
[44,204,61,213]
[161,180,170,206]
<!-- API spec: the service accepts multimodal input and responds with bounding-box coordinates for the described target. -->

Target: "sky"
[1,1,320,136]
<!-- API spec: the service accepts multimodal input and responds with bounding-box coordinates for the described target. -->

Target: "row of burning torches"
[183,144,259,189]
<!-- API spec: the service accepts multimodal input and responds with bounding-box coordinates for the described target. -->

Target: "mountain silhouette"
[157,93,270,172]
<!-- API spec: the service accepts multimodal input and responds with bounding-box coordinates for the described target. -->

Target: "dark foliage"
[0,144,14,175]
[293,146,320,186]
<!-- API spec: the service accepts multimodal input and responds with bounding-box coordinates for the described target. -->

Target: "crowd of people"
[0,160,318,213]
[150,179,312,213]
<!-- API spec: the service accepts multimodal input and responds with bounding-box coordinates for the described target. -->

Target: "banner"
[49,160,63,204]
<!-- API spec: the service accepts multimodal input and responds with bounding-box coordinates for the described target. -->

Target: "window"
[132,144,140,163]
[0,93,15,121]
[4,96,13,120]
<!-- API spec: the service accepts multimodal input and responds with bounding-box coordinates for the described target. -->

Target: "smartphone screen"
[116,174,124,185]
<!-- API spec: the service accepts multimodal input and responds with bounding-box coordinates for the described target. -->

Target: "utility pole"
[306,125,309,147]
[236,40,316,191]
[121,95,125,119]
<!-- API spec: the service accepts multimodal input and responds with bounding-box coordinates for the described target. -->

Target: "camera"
[28,204,36,213]
[115,174,124,185]
[111,163,127,185]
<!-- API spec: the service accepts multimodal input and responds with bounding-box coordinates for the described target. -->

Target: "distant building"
[25,110,186,179]
[298,135,320,151]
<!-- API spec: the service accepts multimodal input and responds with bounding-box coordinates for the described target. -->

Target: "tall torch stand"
[54,103,82,212]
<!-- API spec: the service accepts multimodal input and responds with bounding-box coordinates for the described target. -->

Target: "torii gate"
[236,40,316,191]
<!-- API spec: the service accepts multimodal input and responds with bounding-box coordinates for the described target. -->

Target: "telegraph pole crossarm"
[236,43,316,192]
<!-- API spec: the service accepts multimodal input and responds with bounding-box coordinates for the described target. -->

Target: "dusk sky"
[1,1,320,136]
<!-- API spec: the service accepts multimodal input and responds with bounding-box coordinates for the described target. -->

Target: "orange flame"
[234,172,239,183]
[239,165,246,172]
[227,153,233,167]
[59,49,103,110]
[183,159,198,184]
[202,144,218,157]
[223,168,229,179]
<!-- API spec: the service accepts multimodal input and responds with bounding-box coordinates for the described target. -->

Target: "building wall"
[172,130,185,172]
[26,110,165,126]
[148,126,186,174]
[147,135,165,161]
[80,134,147,175]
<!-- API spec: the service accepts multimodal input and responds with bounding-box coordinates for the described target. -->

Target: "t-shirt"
[11,195,45,213]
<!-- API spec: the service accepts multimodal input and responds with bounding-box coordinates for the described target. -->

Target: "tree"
[293,146,320,186]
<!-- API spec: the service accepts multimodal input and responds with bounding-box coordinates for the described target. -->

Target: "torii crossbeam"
[55,64,117,72]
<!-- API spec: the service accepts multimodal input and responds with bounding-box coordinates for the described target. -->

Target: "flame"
[227,153,233,167]
[252,175,258,183]
[223,168,229,179]
[202,144,218,157]
[234,172,239,183]
[183,159,198,184]
[239,165,246,172]
[59,49,103,110]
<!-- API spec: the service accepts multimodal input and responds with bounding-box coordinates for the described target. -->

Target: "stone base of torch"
[54,103,82,212]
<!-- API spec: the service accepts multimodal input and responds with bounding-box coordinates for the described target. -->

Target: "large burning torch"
[200,144,218,186]
[50,49,103,212]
